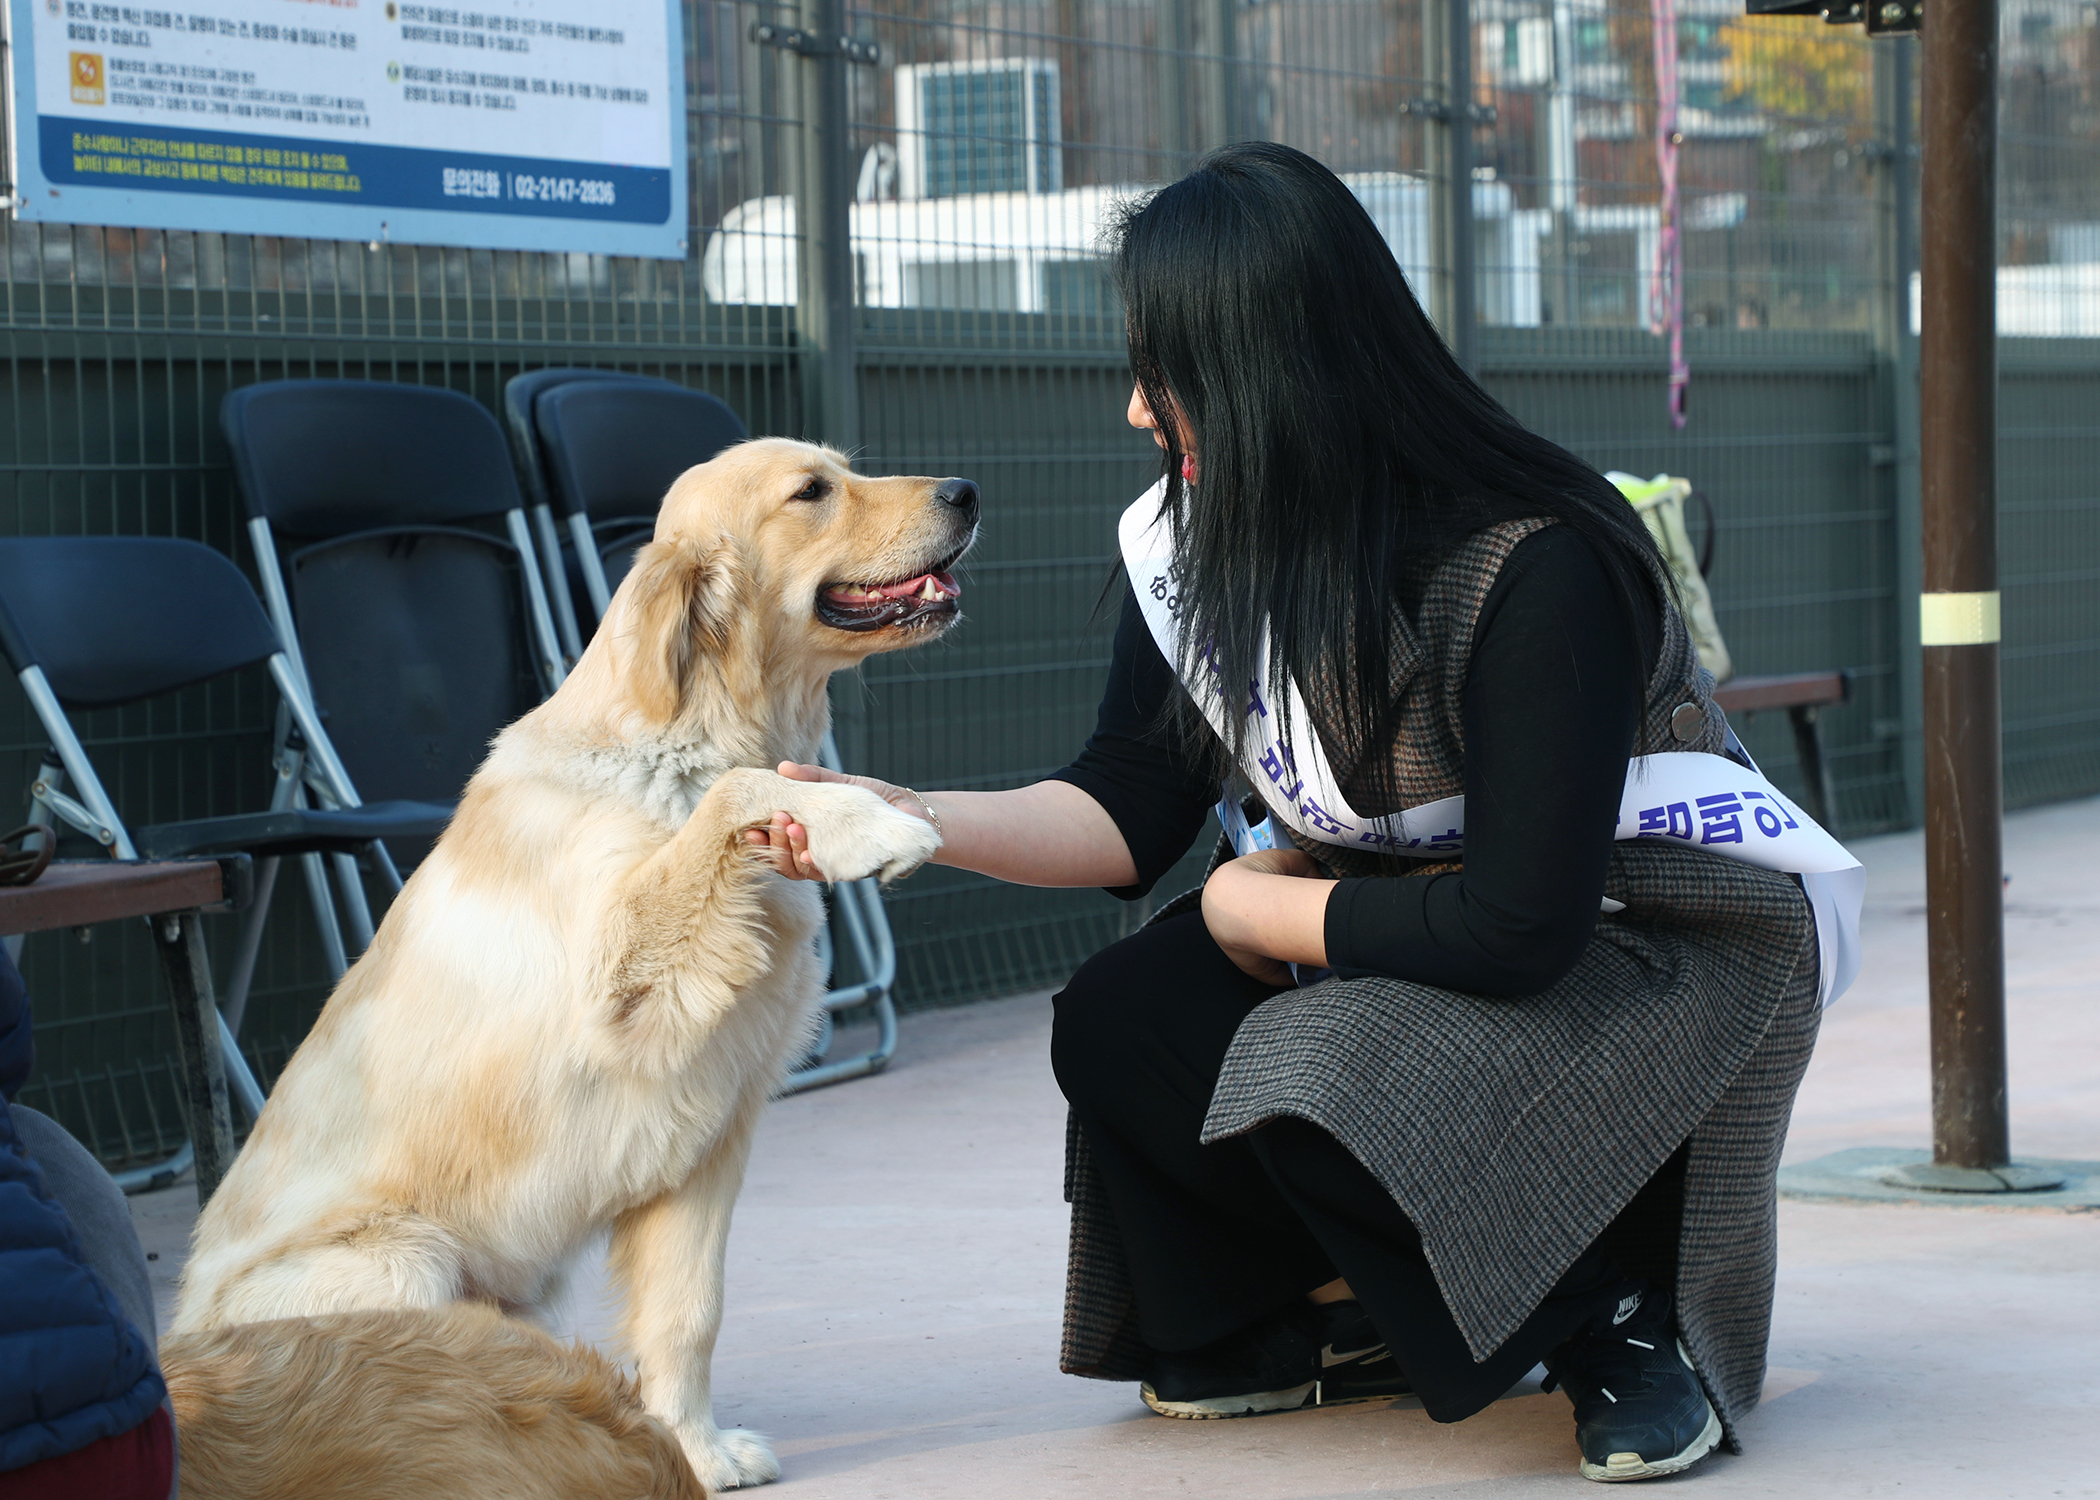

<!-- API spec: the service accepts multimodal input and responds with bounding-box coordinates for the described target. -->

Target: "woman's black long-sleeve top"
[1047,526,1660,997]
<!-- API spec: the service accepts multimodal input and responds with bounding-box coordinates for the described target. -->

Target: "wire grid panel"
[0,2,810,1165]
[1479,324,1906,834]
[1999,344,2100,809]
[1475,0,1884,333]
[1473,2,2099,337]
[843,341,1213,1007]
[0,1,2096,1160]
[796,3,1454,341]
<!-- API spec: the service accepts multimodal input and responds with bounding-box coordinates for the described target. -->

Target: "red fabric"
[0,1405,173,1500]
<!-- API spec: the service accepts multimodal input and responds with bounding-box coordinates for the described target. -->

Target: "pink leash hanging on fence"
[1651,0,1688,427]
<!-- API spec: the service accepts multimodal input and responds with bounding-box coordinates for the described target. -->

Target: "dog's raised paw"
[686,1427,781,1490]
[789,783,941,885]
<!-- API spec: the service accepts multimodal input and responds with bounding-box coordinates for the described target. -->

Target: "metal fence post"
[1425,0,1478,368]
[1873,38,1925,829]
[793,0,860,454]
[1204,0,1239,147]
[1157,0,1192,171]
[784,0,869,775]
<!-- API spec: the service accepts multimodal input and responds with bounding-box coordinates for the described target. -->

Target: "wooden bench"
[1713,671,1853,830]
[1,857,252,1205]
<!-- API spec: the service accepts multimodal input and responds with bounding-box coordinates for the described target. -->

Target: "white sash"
[1119,484,1863,1006]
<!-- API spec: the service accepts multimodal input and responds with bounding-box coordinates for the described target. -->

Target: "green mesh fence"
[0,1,2095,1167]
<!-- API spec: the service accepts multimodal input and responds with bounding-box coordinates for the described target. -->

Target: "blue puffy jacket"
[0,950,167,1473]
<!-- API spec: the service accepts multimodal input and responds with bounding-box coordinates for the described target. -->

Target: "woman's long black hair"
[1111,141,1663,804]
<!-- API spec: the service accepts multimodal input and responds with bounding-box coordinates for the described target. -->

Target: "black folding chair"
[524,376,748,636]
[0,536,453,1188]
[500,367,680,663]
[222,381,568,897]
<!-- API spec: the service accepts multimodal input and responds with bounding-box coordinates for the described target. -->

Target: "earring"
[1180,454,1197,484]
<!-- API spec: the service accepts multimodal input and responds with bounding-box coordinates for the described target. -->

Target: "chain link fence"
[2,0,2094,1167]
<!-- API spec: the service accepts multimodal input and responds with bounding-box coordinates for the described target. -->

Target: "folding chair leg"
[111,1142,193,1196]
[781,731,906,1095]
[531,502,584,661]
[330,850,377,955]
[368,840,405,896]
[214,1009,268,1122]
[571,512,614,621]
[780,878,900,1095]
[219,854,281,1036]
[153,912,235,1208]
[300,850,350,980]
[1787,704,1840,831]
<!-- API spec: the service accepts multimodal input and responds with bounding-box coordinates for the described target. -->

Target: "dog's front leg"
[610,1099,779,1491]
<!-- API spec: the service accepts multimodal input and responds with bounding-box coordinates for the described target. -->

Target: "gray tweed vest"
[1059,519,1821,1450]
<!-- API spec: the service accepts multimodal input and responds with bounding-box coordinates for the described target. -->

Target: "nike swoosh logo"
[1321,1342,1389,1368]
[1612,1293,1643,1326]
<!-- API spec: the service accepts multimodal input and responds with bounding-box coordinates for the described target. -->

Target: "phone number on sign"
[511,175,617,206]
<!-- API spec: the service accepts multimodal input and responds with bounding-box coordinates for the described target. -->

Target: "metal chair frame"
[500,367,681,663]
[779,732,903,1094]
[226,379,572,984]
[7,610,406,1189]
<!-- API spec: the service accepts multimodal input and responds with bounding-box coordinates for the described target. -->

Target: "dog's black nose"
[935,478,980,520]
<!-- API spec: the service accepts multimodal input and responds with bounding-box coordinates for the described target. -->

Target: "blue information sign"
[5,0,687,257]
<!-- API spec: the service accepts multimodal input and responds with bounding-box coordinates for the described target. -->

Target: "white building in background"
[1910,265,2100,339]
[704,55,1549,322]
[892,58,1064,200]
[701,173,1548,324]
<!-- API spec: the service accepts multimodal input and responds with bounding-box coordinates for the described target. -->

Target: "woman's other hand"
[743,761,930,882]
[1201,847,1334,986]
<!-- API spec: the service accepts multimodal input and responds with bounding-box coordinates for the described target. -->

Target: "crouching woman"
[755,142,1851,1483]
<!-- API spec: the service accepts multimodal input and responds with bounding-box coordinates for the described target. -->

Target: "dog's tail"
[162,1302,707,1500]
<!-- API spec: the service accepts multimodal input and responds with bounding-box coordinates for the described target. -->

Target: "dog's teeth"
[919,576,938,600]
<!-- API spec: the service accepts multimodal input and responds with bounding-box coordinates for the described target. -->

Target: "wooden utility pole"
[1898,0,2061,1192]
[1752,0,2062,1192]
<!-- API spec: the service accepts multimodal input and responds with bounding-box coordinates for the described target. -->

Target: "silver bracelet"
[899,786,944,838]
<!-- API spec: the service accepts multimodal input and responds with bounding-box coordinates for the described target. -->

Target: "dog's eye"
[791,478,828,502]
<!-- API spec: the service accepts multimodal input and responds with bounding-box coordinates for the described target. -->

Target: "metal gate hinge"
[750,22,880,65]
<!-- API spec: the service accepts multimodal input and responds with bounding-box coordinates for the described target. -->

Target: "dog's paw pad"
[692,1428,780,1489]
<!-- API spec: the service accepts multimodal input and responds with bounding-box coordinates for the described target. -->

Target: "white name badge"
[1120,484,1863,1006]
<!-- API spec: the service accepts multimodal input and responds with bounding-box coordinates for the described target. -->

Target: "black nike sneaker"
[1308,1299,1414,1406]
[1542,1282,1724,1483]
[1140,1300,1413,1419]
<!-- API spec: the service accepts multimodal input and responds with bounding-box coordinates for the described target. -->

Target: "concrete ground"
[131,797,2100,1498]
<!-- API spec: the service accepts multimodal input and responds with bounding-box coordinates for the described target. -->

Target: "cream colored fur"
[170,438,973,1490]
[163,1304,708,1500]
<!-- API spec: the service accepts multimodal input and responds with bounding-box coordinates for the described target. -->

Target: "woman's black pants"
[1050,908,1625,1423]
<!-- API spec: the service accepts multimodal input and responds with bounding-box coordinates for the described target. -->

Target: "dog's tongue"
[871,571,960,601]
[822,572,961,606]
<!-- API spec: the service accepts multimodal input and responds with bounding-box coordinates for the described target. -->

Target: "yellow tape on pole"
[1919,591,2001,647]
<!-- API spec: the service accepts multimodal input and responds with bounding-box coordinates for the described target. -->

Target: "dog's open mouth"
[816,563,963,633]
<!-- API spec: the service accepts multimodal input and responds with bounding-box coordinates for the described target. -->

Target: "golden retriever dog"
[169,438,978,1490]
[162,1304,706,1500]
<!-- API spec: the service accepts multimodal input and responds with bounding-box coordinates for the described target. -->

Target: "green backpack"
[1608,471,1734,685]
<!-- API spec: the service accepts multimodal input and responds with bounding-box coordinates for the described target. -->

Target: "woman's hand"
[742,761,930,882]
[1201,847,1335,986]
[742,771,1137,890]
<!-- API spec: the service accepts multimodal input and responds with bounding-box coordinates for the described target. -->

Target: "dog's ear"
[619,535,741,723]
